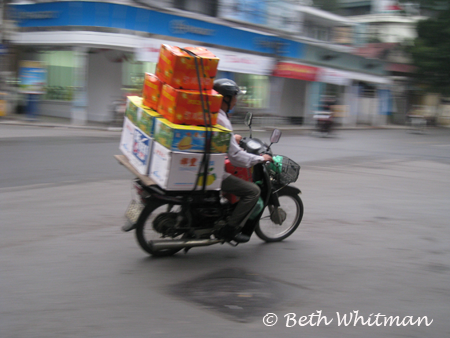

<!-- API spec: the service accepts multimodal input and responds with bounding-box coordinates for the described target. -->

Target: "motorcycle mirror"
[270,129,282,144]
[244,112,253,127]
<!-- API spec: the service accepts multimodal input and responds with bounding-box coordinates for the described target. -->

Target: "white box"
[150,141,225,191]
[119,117,135,161]
[129,126,153,176]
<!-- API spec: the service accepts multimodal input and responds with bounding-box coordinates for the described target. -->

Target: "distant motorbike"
[120,113,304,257]
[109,97,126,127]
[407,114,427,134]
[313,111,334,136]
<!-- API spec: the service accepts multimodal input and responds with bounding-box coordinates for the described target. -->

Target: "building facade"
[6,0,391,126]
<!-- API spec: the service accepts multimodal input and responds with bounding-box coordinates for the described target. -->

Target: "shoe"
[218,224,250,243]
[232,232,250,243]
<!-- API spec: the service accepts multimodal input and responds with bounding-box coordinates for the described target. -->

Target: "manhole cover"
[169,268,288,322]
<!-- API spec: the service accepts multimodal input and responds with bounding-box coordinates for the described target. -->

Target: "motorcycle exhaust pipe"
[149,239,221,251]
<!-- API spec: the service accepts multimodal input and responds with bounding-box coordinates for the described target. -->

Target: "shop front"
[8,1,390,126]
[8,1,304,124]
[270,61,319,125]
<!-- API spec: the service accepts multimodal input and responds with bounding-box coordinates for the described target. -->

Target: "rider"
[213,78,272,243]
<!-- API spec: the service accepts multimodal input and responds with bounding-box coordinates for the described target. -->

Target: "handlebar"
[240,137,273,156]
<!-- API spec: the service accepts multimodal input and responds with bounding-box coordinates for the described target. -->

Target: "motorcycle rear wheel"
[135,201,184,257]
[255,191,303,242]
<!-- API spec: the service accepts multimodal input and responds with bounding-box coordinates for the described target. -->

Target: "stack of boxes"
[119,44,231,191]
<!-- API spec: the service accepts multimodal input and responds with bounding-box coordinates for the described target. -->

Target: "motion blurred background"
[1,0,449,128]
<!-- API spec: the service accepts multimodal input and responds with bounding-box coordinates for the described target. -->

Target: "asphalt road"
[1,124,449,338]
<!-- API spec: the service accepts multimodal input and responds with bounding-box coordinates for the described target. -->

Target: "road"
[1,124,449,338]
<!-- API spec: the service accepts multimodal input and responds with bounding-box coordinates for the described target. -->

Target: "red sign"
[272,62,318,82]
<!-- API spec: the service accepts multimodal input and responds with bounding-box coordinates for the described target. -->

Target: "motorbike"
[313,111,334,136]
[121,112,304,257]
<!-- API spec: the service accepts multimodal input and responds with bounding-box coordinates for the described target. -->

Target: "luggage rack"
[114,155,155,186]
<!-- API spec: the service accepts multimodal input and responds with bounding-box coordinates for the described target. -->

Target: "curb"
[0,119,120,131]
[0,117,410,132]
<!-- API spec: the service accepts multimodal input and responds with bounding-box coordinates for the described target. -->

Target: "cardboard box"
[153,118,231,153]
[119,117,136,161]
[126,96,161,137]
[158,84,222,126]
[129,126,153,176]
[149,141,226,191]
[142,73,163,111]
[155,44,219,90]
[136,105,160,137]
[125,96,140,125]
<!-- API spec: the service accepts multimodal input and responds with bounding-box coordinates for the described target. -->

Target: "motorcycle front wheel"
[135,201,185,257]
[255,191,303,242]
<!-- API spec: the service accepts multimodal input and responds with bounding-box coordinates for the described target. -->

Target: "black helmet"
[213,78,240,97]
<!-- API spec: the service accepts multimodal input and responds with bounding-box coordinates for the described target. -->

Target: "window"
[174,0,218,17]
[234,74,270,109]
[38,51,75,101]
[122,59,156,94]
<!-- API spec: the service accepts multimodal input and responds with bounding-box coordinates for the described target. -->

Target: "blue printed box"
[129,126,153,175]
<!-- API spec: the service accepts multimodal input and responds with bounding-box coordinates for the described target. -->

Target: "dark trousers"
[221,175,260,228]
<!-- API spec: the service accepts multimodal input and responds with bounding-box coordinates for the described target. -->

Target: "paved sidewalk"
[0,113,409,132]
[0,114,115,131]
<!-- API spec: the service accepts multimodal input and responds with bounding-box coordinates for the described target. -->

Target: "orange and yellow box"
[142,73,163,111]
[158,84,223,126]
[155,44,219,90]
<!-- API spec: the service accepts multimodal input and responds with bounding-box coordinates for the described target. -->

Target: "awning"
[318,67,391,85]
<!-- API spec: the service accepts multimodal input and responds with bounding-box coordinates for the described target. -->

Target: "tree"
[408,4,450,95]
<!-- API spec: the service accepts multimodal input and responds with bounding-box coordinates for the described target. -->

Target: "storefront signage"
[316,68,351,86]
[9,7,59,23]
[218,0,267,25]
[9,2,303,59]
[272,62,318,82]
[254,38,289,55]
[266,1,302,34]
[219,0,302,34]
[17,11,59,20]
[136,38,273,76]
[19,60,47,94]
[208,47,273,75]
[170,20,215,36]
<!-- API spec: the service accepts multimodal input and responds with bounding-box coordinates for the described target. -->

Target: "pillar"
[71,46,88,125]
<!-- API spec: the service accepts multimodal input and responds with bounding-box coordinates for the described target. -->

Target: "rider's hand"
[262,154,273,162]
[234,134,243,143]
